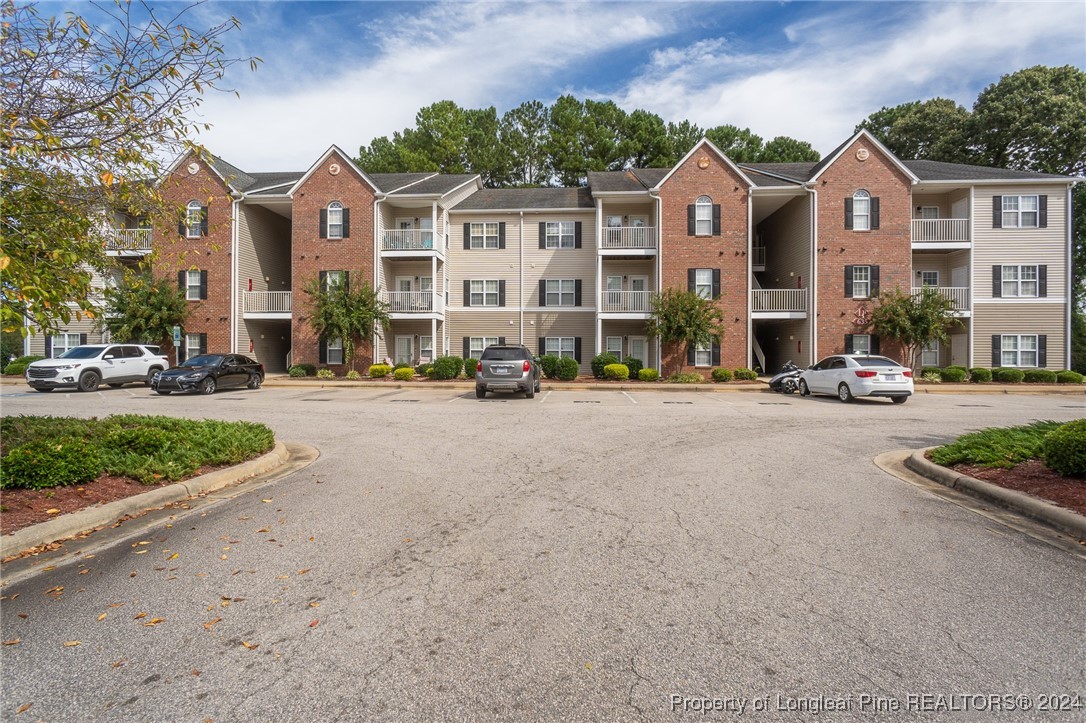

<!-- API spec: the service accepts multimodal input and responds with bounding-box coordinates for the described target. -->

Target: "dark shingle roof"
[740,163,819,183]
[904,160,1072,182]
[586,171,648,192]
[388,173,478,195]
[209,155,256,191]
[452,187,594,210]
[246,172,303,194]
[368,173,436,193]
[742,169,803,188]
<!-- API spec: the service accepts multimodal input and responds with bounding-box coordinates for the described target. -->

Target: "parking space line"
[539,390,552,404]
[448,392,472,402]
[621,391,637,405]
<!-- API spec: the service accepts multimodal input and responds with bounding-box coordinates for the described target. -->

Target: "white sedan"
[798,354,914,404]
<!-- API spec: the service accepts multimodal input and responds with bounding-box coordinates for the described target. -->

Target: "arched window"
[185,200,203,238]
[695,195,713,236]
[852,190,870,231]
[327,201,343,239]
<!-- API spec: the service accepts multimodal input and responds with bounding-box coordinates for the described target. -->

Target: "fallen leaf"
[297,569,311,575]
[136,541,152,546]
[129,572,137,578]
[17,613,28,620]
[44,586,63,595]
[309,619,319,628]
[79,569,89,575]
[220,600,230,608]
[584,662,593,670]
[261,499,273,503]
[220,555,228,560]
[203,617,222,631]
[308,601,320,608]
[134,612,147,620]
[276,575,289,580]
[135,550,148,555]
[144,618,165,626]
[403,538,413,543]
[111,660,127,668]
[3,639,21,646]
[63,640,81,647]
[108,603,126,608]
[167,553,179,560]
[256,528,270,533]
[15,703,31,714]
[42,566,55,571]
[241,641,259,650]
[191,669,201,676]
[45,508,60,515]
[97,613,107,621]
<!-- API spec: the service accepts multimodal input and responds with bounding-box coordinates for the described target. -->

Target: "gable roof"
[652,137,756,190]
[286,145,379,196]
[451,187,594,211]
[904,160,1073,182]
[808,129,919,183]
[385,173,480,196]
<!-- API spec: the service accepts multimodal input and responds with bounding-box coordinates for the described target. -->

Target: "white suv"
[26,344,170,393]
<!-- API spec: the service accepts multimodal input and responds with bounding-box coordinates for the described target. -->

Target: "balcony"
[243,291,292,319]
[381,230,441,257]
[599,290,651,318]
[383,291,444,318]
[599,226,656,256]
[751,246,766,271]
[912,286,970,316]
[911,219,970,249]
[104,228,152,256]
[752,289,807,319]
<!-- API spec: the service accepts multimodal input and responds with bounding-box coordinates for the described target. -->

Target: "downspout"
[373,195,382,363]
[519,211,524,344]
[595,197,602,355]
[746,188,753,370]
[806,184,818,364]
[968,186,975,369]
[653,191,663,372]
[1067,183,1075,370]
[231,196,240,353]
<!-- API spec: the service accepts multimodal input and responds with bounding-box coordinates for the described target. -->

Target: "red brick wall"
[291,150,377,371]
[658,145,749,374]
[156,154,234,359]
[815,139,912,362]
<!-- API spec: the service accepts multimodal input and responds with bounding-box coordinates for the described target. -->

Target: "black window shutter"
[319,271,327,289]
[344,271,350,292]
[871,335,880,355]
[319,209,327,239]
[498,280,506,307]
[200,206,208,236]
[199,333,207,355]
[45,336,53,357]
[574,279,582,306]
[1038,335,1047,367]
[498,337,506,346]
[79,333,87,345]
[844,197,853,230]
[178,271,185,292]
[498,222,506,249]
[992,265,1002,297]
[711,269,721,300]
[687,268,696,293]
[992,196,1002,228]
[844,335,854,354]
[687,205,696,235]
[177,213,185,237]
[539,280,547,307]
[463,223,471,250]
[539,222,546,249]
[574,222,582,248]
[319,339,327,365]
[199,271,208,300]
[991,335,1001,367]
[870,197,880,229]
[463,280,471,307]
[539,337,546,356]
[844,266,854,297]
[1038,265,1047,297]
[463,337,470,359]
[574,337,582,363]
[712,204,721,236]
[870,266,880,296]
[687,345,695,364]
[342,208,350,238]
[178,335,185,363]
[1038,195,1047,227]
[711,339,720,367]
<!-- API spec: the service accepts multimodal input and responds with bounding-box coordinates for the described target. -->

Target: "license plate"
[882,374,898,381]
[493,367,509,375]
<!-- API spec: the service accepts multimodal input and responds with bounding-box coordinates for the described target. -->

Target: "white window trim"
[469,336,500,359]
[921,341,939,367]
[1000,334,1038,368]
[545,221,575,249]
[469,279,500,307]
[186,200,202,238]
[186,269,202,301]
[1001,195,1039,229]
[545,337,576,359]
[852,334,872,355]
[324,270,346,291]
[326,337,344,365]
[852,265,871,299]
[470,222,500,250]
[546,279,576,307]
[920,271,939,287]
[184,332,202,360]
[694,268,712,299]
[695,195,712,236]
[605,336,622,358]
[694,342,712,368]
[852,190,870,232]
[51,332,82,357]
[327,201,343,239]
[1000,265,1038,298]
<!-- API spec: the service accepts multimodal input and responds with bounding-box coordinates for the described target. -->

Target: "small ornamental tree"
[99,272,188,348]
[868,287,961,372]
[303,275,390,372]
[645,288,724,376]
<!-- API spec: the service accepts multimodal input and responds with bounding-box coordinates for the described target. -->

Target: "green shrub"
[603,363,629,381]
[288,363,316,377]
[711,367,733,382]
[668,372,704,383]
[555,356,579,381]
[622,357,643,378]
[638,368,659,382]
[921,367,942,380]
[1023,369,1057,383]
[1,438,103,489]
[539,354,561,379]
[464,358,479,377]
[5,355,44,376]
[733,367,757,381]
[931,421,1063,469]
[393,367,414,381]
[993,368,1025,383]
[429,356,463,380]
[288,366,307,378]
[414,363,429,376]
[1056,370,1085,384]
[316,368,336,379]
[368,364,391,378]
[940,366,969,382]
[392,362,412,371]
[104,426,171,457]
[1043,420,1086,478]
[345,370,361,380]
[591,353,620,379]
[969,367,992,383]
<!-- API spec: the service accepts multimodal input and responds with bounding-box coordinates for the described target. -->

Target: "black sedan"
[150,354,264,395]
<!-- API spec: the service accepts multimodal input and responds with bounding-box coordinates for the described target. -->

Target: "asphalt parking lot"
[1,384,1084,720]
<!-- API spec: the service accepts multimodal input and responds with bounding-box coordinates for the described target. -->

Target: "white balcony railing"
[104,228,152,252]
[600,290,651,313]
[911,219,970,243]
[752,288,807,313]
[383,291,442,313]
[912,286,969,311]
[243,291,292,314]
[751,246,766,267]
[601,226,656,250]
[382,229,435,251]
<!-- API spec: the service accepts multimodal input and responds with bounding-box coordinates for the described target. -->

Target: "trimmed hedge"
[591,353,619,379]
[368,364,391,378]
[288,363,316,377]
[1043,419,1086,478]
[392,362,412,371]
[940,366,968,382]
[555,356,579,381]
[969,367,992,383]
[393,367,414,381]
[316,368,335,379]
[993,368,1025,383]
[539,354,561,380]
[930,420,1062,469]
[1023,369,1057,383]
[669,372,704,383]
[415,363,430,376]
[638,368,659,382]
[429,356,463,380]
[345,370,361,380]
[711,368,733,382]
[623,357,643,378]
[288,366,307,378]
[5,355,44,376]
[733,367,758,381]
[464,358,479,377]
[921,367,942,380]
[602,363,629,381]
[1056,370,1085,384]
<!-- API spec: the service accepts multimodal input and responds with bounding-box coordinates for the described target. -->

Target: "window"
[851,334,872,355]
[546,279,576,307]
[186,270,202,301]
[420,336,433,361]
[694,269,713,299]
[185,200,202,238]
[920,206,939,220]
[852,266,871,298]
[469,280,500,307]
[470,222,500,249]
[545,222,576,249]
[327,202,343,239]
[470,337,500,359]
[695,196,713,236]
[606,336,622,358]
[920,271,939,287]
[694,342,712,367]
[1001,265,1038,297]
[51,333,81,357]
[1001,195,1038,228]
[921,341,939,367]
[852,190,871,231]
[1000,335,1038,367]
[326,338,344,365]
[185,333,202,361]
[324,270,346,291]
[545,337,576,359]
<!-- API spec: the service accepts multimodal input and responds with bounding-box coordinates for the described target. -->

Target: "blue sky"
[143,0,1086,171]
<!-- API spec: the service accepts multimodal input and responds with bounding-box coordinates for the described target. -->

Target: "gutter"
[519,211,524,344]
[805,184,818,363]
[231,196,240,354]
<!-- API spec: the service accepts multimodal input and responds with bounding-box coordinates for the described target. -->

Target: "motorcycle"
[768,360,803,394]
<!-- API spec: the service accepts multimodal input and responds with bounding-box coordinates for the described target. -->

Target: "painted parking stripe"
[538,390,552,404]
[621,391,637,405]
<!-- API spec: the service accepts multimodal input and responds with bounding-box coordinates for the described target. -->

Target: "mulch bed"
[0,475,169,535]
[953,460,1086,517]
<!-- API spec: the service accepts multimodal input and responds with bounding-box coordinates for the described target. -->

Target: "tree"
[582,99,629,173]
[704,125,763,163]
[665,120,703,163]
[99,272,188,347]
[855,98,972,162]
[645,288,724,375]
[1,0,257,336]
[464,106,508,187]
[868,287,961,372]
[546,94,589,186]
[303,275,390,371]
[624,110,672,168]
[500,100,551,187]
[758,136,822,163]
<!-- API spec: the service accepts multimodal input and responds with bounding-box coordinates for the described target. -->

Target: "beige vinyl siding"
[598,202,656,233]
[447,213,524,308]
[973,185,1068,302]
[237,203,291,362]
[380,259,444,296]
[528,311,596,374]
[599,261,656,289]
[376,319,441,365]
[973,302,1063,369]
[27,317,105,357]
[446,311,524,357]
[442,182,481,215]
[757,319,810,371]
[911,253,949,284]
[524,213,597,307]
[757,195,810,288]
[598,321,657,367]
[244,319,291,372]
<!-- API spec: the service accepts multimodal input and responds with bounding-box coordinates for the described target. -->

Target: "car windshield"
[57,347,106,359]
[855,357,901,367]
[181,354,224,368]
[481,348,526,361]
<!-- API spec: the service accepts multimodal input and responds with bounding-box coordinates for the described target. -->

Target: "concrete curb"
[1,442,291,558]
[905,447,1086,540]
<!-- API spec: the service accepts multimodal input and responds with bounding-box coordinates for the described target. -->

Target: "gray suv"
[475,344,541,399]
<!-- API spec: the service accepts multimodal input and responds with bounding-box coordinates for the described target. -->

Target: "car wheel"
[146,368,162,387]
[837,383,854,403]
[782,378,798,394]
[475,387,486,399]
[798,379,810,397]
[33,388,52,393]
[891,396,908,404]
[78,370,101,392]
[247,375,262,390]
[199,377,217,395]
[156,390,171,396]
[525,386,535,399]
[535,379,541,394]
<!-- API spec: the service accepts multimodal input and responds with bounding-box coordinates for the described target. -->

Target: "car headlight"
[179,372,204,381]
[53,363,81,371]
